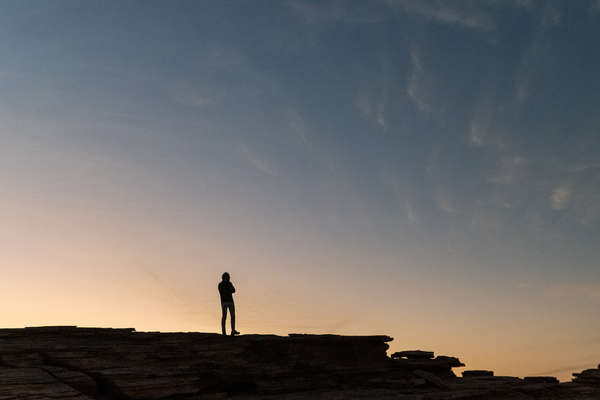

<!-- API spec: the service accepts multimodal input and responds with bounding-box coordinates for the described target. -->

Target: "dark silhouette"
[219,272,239,336]
[6,326,597,398]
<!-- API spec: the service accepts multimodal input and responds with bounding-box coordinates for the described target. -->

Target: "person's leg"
[228,303,236,333]
[221,303,228,335]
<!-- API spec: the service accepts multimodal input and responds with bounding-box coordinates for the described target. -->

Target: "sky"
[1,0,599,381]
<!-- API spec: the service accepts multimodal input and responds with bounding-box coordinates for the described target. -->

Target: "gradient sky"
[1,0,600,381]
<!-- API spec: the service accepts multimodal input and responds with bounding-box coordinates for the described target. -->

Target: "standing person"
[218,272,240,336]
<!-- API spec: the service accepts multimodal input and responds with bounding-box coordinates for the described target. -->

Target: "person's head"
[222,272,230,281]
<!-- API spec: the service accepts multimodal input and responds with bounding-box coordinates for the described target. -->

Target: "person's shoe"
[231,330,240,336]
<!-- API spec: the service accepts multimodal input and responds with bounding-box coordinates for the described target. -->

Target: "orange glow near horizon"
[2,221,598,382]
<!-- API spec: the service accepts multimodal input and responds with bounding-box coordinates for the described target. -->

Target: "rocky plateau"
[1,326,599,399]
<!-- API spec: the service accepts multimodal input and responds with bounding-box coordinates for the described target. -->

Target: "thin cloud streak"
[386,0,495,31]
[240,144,280,177]
[407,47,432,113]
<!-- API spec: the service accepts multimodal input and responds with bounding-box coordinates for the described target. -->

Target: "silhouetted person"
[219,272,239,336]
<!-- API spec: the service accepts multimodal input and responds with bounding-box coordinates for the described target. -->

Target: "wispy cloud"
[578,202,600,226]
[514,0,534,8]
[514,3,564,104]
[541,5,561,28]
[355,82,389,130]
[468,84,508,150]
[386,0,495,31]
[471,211,504,234]
[407,47,432,113]
[571,183,600,226]
[240,144,280,177]
[488,156,526,185]
[435,185,458,215]
[568,162,600,173]
[169,88,211,108]
[469,120,486,146]
[469,105,495,147]
[288,0,385,24]
[515,75,530,103]
[406,201,418,224]
[284,108,309,145]
[551,186,570,210]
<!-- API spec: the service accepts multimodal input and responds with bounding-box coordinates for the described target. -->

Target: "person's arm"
[230,282,236,293]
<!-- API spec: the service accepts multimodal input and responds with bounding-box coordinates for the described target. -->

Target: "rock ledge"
[1,326,598,399]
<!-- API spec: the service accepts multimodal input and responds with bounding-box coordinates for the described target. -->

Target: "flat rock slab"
[1,326,599,399]
[462,370,494,377]
[0,367,93,400]
[391,350,434,360]
[0,326,397,399]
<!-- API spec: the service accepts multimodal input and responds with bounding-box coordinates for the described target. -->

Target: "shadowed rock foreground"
[1,327,599,399]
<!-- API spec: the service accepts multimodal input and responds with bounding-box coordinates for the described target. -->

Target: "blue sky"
[1,0,600,379]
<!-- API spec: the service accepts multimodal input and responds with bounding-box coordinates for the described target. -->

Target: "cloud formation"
[407,47,432,113]
[288,0,385,24]
[386,0,495,31]
[355,82,389,130]
[542,5,562,28]
[240,144,280,177]
[551,186,570,210]
[488,156,526,185]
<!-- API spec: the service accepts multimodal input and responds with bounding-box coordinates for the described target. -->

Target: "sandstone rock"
[524,376,559,384]
[413,369,449,388]
[572,367,600,386]
[462,370,494,377]
[0,367,93,400]
[410,377,427,386]
[1,326,599,399]
[391,355,464,371]
[391,350,434,359]
[435,356,465,368]
[0,327,397,399]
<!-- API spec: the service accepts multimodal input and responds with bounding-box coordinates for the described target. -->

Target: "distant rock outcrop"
[573,364,600,387]
[0,326,599,399]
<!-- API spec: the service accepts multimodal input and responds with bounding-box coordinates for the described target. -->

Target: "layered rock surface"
[0,326,598,399]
